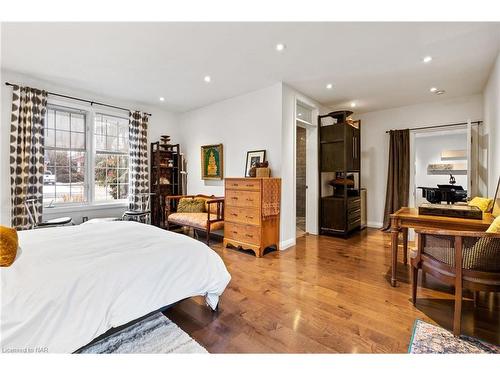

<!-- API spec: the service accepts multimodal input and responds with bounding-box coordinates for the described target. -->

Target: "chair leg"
[453,285,463,336]
[411,266,419,306]
[206,225,211,246]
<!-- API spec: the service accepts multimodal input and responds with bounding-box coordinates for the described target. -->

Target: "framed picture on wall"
[201,144,223,180]
[245,150,266,177]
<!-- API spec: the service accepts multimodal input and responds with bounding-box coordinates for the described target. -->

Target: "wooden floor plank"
[165,229,499,353]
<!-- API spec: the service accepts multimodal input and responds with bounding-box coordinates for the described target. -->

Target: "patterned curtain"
[10,86,48,230]
[129,111,149,210]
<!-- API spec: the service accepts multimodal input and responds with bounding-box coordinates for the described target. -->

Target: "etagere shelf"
[150,142,181,228]
[318,110,361,237]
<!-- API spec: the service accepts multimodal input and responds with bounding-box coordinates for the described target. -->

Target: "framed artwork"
[201,144,223,180]
[245,150,266,177]
[492,176,500,217]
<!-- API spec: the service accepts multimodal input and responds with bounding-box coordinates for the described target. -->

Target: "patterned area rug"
[77,313,208,354]
[408,319,500,354]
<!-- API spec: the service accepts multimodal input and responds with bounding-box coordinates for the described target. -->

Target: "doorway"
[296,125,307,237]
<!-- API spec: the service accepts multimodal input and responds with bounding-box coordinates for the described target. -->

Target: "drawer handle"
[246,184,254,187]
[246,198,254,202]
[233,183,239,186]
[245,234,253,238]
[246,215,254,219]
[231,197,238,200]
[232,231,238,234]
[231,213,238,216]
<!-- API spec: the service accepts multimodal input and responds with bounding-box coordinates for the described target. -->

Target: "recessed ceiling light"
[159,97,165,102]
[276,43,286,52]
[298,113,303,117]
[430,87,438,92]
[350,102,356,108]
[423,56,433,63]
[326,83,333,89]
[204,75,211,83]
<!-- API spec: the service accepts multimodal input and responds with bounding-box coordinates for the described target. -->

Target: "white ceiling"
[2,22,499,113]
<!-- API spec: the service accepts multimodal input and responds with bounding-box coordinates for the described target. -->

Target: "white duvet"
[0,221,230,353]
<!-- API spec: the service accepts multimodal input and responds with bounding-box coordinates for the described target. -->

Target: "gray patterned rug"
[77,313,208,354]
[408,319,500,354]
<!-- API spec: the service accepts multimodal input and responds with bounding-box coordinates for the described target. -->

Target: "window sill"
[43,202,128,214]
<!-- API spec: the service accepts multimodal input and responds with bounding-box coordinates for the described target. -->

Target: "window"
[44,106,87,205]
[43,104,130,207]
[94,114,129,202]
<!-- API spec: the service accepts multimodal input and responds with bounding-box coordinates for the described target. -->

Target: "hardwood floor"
[164,229,500,353]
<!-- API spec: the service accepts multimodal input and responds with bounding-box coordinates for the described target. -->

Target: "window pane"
[107,122,118,137]
[71,113,85,132]
[118,168,128,183]
[54,151,70,167]
[56,111,70,131]
[118,184,129,200]
[118,155,129,169]
[106,136,118,152]
[71,131,85,150]
[47,109,55,129]
[45,129,55,147]
[55,130,70,148]
[106,155,118,168]
[70,152,85,183]
[107,184,118,200]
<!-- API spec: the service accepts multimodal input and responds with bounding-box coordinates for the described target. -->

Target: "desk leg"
[402,227,408,265]
[390,217,400,287]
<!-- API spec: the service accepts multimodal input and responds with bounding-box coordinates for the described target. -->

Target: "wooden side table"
[389,207,494,287]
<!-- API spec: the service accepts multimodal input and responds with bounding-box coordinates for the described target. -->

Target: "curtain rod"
[385,121,482,133]
[4,82,152,117]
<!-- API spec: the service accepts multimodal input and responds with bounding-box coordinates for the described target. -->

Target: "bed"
[0,221,231,353]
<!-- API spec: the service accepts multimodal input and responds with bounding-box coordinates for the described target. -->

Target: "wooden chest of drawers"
[223,177,281,257]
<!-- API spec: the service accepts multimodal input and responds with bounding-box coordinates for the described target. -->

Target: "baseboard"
[279,238,296,250]
[367,221,383,229]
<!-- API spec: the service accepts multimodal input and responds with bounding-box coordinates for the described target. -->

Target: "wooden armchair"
[411,229,500,335]
[165,194,224,245]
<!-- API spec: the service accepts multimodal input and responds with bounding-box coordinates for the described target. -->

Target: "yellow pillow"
[0,225,18,267]
[468,197,493,213]
[486,216,500,233]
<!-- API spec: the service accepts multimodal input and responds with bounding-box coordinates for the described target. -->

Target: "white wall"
[179,83,283,195]
[0,69,179,225]
[414,130,468,206]
[358,94,484,227]
[484,53,500,195]
[179,82,323,249]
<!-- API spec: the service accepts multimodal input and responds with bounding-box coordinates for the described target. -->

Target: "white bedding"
[0,221,230,353]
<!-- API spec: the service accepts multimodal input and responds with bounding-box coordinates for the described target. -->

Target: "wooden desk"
[389,207,494,287]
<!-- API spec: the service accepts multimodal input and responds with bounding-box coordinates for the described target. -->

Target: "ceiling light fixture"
[326,83,333,89]
[430,87,438,92]
[435,89,446,95]
[276,43,286,52]
[423,56,433,63]
[350,102,356,108]
[159,97,165,102]
[204,75,211,83]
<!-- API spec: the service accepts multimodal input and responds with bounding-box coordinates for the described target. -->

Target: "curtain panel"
[9,86,48,230]
[382,129,410,230]
[128,111,149,210]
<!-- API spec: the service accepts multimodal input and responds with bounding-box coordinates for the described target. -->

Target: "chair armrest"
[206,198,225,221]
[415,228,500,238]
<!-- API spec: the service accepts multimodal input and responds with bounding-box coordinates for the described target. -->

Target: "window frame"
[43,98,130,210]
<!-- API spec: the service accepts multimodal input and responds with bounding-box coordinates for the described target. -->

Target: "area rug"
[77,313,208,354]
[408,319,500,354]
